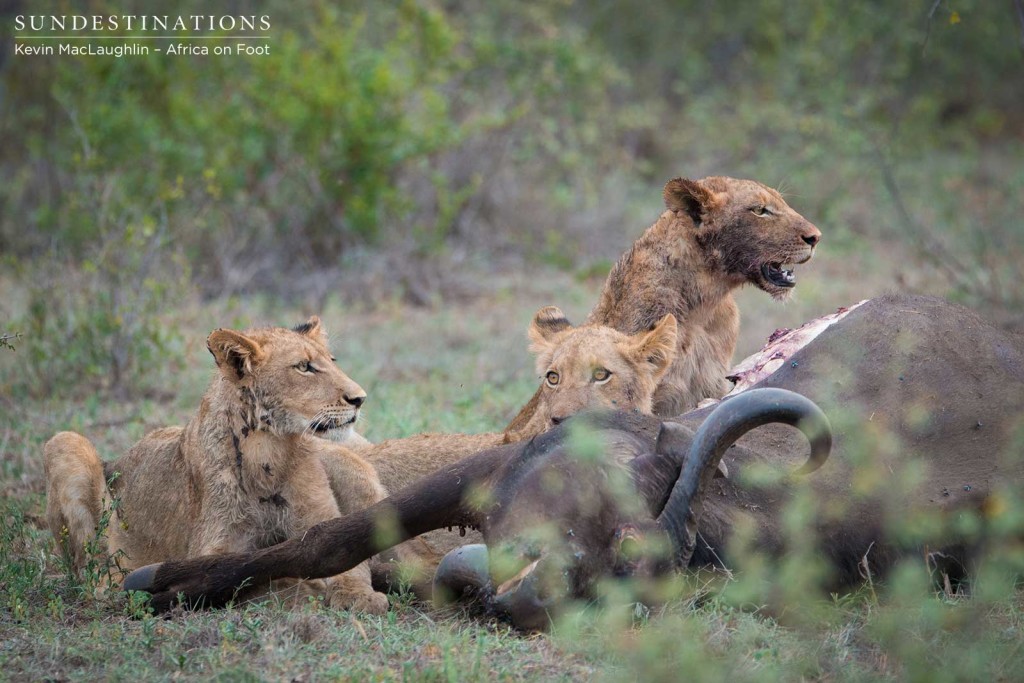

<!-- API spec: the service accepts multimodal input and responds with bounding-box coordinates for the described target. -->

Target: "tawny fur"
[320,312,678,585]
[507,175,821,426]
[44,432,108,571]
[123,295,1024,624]
[44,317,389,613]
[349,309,677,494]
[502,307,677,442]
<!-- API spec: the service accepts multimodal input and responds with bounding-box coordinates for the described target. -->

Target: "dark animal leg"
[124,445,516,612]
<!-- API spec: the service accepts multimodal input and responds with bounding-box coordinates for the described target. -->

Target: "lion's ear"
[292,316,327,343]
[624,314,678,380]
[528,306,573,373]
[207,329,266,381]
[663,178,723,225]
[528,306,573,353]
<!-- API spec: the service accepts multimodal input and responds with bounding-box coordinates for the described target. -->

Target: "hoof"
[123,563,162,592]
[492,564,553,632]
[493,589,553,632]
[432,543,491,606]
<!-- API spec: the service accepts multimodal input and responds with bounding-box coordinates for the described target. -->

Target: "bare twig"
[0,332,21,351]
[1014,0,1024,51]
[870,144,975,290]
[858,541,878,604]
[86,416,140,429]
[922,0,945,55]
[350,615,369,643]
[54,93,93,161]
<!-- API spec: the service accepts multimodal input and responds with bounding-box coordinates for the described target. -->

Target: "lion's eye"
[751,205,772,217]
[296,360,313,373]
[545,370,560,386]
[592,368,612,383]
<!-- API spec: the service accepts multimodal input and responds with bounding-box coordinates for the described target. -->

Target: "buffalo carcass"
[124,294,1024,629]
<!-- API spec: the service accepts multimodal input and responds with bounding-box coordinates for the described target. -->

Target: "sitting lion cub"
[44,317,389,613]
[507,175,822,426]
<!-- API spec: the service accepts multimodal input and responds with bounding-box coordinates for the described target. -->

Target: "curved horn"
[656,387,831,567]
[432,544,492,607]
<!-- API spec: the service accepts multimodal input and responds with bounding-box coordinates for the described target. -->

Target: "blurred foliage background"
[0,0,1022,391]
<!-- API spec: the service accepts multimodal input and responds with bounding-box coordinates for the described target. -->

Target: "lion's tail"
[44,431,108,572]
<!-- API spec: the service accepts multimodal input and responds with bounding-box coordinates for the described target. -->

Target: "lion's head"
[524,306,677,430]
[206,316,366,442]
[664,176,822,299]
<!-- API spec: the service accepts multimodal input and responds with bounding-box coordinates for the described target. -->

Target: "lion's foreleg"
[297,453,390,613]
[318,445,388,515]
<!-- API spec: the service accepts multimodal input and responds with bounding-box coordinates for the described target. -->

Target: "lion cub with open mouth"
[44,317,389,613]
[508,175,823,427]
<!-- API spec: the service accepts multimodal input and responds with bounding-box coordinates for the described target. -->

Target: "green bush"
[1,0,627,292]
[4,182,189,398]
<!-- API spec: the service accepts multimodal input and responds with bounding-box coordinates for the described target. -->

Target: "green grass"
[3,261,1024,681]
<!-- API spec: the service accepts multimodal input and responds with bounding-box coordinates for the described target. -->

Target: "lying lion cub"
[44,317,389,613]
[325,308,677,587]
[354,306,678,494]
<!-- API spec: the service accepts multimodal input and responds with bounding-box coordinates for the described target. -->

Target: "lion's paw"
[330,588,390,615]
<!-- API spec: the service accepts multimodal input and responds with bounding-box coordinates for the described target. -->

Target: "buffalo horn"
[656,387,832,567]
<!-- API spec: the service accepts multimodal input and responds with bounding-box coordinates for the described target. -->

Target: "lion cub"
[499,306,677,444]
[508,176,822,426]
[332,309,677,592]
[352,307,678,495]
[44,317,389,613]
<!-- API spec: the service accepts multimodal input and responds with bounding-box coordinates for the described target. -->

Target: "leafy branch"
[0,333,20,351]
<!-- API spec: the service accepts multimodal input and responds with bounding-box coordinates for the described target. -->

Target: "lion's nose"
[801,227,821,247]
[345,393,366,408]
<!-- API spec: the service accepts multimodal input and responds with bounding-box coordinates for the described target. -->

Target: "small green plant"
[0,332,19,351]
[129,594,159,650]
[51,472,128,598]
[79,533,127,599]
[0,501,64,625]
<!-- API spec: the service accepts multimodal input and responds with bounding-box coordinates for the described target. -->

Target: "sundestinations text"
[14,15,271,32]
